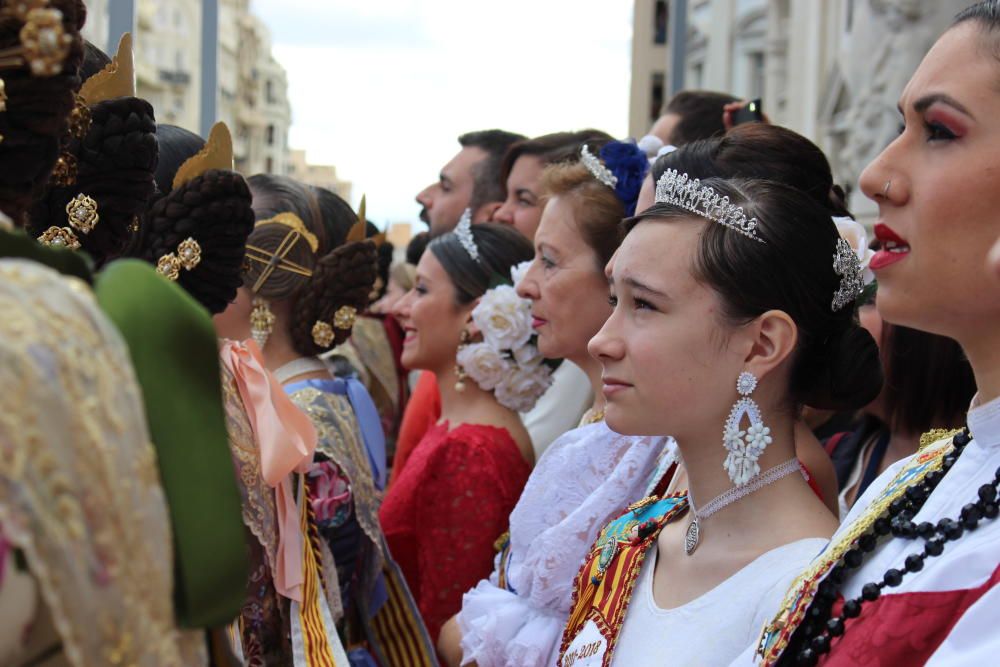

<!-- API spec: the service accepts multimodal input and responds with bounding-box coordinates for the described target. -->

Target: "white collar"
[967,393,1000,449]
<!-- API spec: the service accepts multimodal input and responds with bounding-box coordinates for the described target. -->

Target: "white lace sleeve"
[457,422,674,666]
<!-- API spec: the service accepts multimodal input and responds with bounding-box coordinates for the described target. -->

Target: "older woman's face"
[515,195,612,363]
[859,23,1000,340]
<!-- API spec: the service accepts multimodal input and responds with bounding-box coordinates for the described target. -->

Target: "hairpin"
[37,225,80,249]
[454,208,479,262]
[172,122,235,191]
[581,144,618,188]
[653,169,765,243]
[246,212,317,292]
[79,33,135,105]
[0,8,73,77]
[831,238,864,312]
[66,193,98,234]
[156,237,202,281]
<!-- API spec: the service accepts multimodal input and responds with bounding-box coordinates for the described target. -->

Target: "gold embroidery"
[0,261,205,666]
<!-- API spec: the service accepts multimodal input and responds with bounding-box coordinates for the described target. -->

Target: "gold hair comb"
[79,32,135,104]
[172,122,235,191]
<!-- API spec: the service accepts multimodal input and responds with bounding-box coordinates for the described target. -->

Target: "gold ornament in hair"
[344,194,387,248]
[311,321,335,348]
[246,212,319,292]
[334,305,357,330]
[156,237,202,281]
[78,32,136,105]
[0,7,74,77]
[65,192,98,233]
[172,122,235,191]
[37,225,80,249]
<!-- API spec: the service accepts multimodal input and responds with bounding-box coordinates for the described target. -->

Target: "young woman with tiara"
[214,175,437,666]
[557,171,882,665]
[740,3,1000,664]
[382,221,543,649]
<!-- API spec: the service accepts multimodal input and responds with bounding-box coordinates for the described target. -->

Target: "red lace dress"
[379,421,532,643]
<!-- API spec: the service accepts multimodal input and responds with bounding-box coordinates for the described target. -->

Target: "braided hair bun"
[246,174,379,356]
[0,0,84,222]
[138,169,254,314]
[28,96,158,262]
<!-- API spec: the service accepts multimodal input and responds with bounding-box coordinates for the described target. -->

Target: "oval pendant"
[684,520,700,556]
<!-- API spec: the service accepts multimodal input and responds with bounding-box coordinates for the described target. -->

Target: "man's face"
[415,145,487,236]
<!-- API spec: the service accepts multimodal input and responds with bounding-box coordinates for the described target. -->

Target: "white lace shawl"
[458,421,675,666]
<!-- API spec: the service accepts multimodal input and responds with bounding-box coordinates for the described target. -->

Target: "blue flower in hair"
[600,141,649,216]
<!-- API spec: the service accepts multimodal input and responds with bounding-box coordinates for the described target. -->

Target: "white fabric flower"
[495,364,554,413]
[510,261,532,289]
[513,342,544,369]
[456,342,508,391]
[833,216,876,286]
[473,285,533,352]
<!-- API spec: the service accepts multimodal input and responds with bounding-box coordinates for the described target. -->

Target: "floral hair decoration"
[580,141,650,217]
[456,261,556,413]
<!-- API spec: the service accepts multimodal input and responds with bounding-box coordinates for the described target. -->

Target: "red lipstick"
[870,223,910,271]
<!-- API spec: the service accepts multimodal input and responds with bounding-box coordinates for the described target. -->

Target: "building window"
[655,1,669,45]
[266,124,275,146]
[846,0,855,32]
[690,61,705,89]
[266,157,274,173]
[266,80,275,104]
[650,72,665,124]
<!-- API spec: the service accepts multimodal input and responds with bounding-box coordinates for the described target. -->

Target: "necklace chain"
[685,457,803,556]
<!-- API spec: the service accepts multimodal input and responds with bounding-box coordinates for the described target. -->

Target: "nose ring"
[882,180,892,198]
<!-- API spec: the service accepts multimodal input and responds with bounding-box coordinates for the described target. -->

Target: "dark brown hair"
[877,323,976,435]
[541,161,623,269]
[428,222,534,306]
[651,123,852,217]
[29,96,159,264]
[499,129,614,188]
[627,178,882,411]
[244,174,377,355]
[459,129,526,210]
[0,0,84,223]
[662,90,739,146]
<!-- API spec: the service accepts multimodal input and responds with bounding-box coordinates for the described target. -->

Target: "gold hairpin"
[255,211,319,253]
[49,152,77,186]
[79,33,135,105]
[66,193,98,233]
[334,305,357,330]
[37,225,80,249]
[0,78,7,112]
[172,122,235,191]
[0,8,73,77]
[156,237,202,281]
[311,321,335,348]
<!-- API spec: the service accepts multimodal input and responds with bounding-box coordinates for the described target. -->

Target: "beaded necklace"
[780,428,999,666]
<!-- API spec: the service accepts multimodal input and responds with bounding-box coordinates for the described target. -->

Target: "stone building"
[630,0,967,216]
[287,149,353,202]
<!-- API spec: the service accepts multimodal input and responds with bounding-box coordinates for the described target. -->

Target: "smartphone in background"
[730,99,763,126]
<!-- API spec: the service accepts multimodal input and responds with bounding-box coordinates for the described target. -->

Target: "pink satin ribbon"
[220,339,317,603]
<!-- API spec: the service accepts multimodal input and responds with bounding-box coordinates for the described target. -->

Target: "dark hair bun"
[0,1,84,221]
[794,324,883,411]
[29,97,158,262]
[138,169,254,314]
[290,239,378,356]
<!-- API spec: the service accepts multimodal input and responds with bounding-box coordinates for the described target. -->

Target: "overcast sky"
[250,0,634,229]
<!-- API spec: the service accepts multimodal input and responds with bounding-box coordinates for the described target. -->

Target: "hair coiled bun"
[792,323,883,411]
[290,239,378,356]
[28,96,158,262]
[0,0,84,222]
[137,169,254,314]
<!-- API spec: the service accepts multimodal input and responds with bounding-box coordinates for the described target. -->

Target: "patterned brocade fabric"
[379,422,532,643]
[0,260,205,666]
[221,369,292,665]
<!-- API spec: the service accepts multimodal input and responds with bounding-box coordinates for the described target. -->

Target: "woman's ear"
[463,298,482,340]
[743,309,798,382]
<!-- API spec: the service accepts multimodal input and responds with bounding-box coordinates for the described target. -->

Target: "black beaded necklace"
[779,428,1000,666]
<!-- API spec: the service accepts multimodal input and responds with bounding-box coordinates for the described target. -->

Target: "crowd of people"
[1,0,999,665]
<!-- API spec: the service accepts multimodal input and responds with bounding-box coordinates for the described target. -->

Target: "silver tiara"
[454,208,480,262]
[653,169,765,243]
[581,144,617,189]
[831,238,864,312]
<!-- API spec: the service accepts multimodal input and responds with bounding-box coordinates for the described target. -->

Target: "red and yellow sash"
[559,493,689,667]
[753,431,957,666]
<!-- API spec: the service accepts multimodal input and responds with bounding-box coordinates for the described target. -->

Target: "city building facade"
[630,0,967,216]
[287,149,352,202]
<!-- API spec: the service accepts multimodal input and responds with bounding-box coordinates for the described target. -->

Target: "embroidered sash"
[753,431,957,666]
[558,493,689,667]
